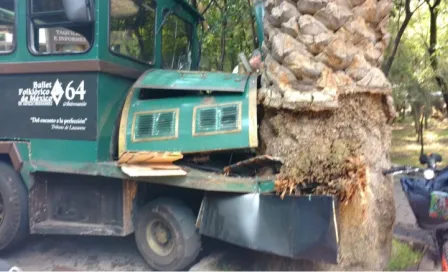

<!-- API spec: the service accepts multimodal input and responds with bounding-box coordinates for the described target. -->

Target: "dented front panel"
[119,70,259,155]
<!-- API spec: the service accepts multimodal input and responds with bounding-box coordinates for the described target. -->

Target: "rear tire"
[135,198,201,271]
[0,162,28,252]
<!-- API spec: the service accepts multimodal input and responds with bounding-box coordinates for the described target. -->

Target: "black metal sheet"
[198,193,339,264]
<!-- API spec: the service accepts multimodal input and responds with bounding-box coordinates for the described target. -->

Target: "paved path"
[393,176,441,271]
[2,235,149,271]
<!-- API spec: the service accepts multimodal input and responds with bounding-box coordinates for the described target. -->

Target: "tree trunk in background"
[425,0,448,114]
[382,0,422,76]
[219,0,228,71]
[258,0,397,269]
[247,0,259,49]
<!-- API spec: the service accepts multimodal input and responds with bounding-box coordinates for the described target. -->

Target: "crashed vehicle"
[0,0,339,270]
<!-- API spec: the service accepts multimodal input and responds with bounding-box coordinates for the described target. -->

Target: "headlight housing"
[423,169,435,180]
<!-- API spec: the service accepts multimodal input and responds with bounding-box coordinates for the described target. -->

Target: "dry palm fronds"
[274,178,297,199]
[275,156,368,206]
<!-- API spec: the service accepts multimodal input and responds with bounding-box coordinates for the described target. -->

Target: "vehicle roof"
[134,69,250,93]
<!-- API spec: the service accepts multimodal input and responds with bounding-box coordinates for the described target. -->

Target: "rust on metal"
[123,180,138,235]
[0,142,23,171]
[195,196,206,229]
[0,60,143,79]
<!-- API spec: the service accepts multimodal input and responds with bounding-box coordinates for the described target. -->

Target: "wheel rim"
[146,218,174,257]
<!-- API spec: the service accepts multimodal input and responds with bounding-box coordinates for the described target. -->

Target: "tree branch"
[383,0,421,76]
[202,0,218,15]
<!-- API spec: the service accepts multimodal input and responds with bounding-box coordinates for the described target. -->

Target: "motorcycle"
[384,153,448,270]
[384,113,448,271]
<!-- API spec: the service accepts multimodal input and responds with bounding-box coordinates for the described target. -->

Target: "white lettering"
[17,79,87,107]
[30,117,89,132]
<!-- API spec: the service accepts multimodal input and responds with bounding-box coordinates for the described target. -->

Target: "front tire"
[135,198,201,271]
[0,162,28,252]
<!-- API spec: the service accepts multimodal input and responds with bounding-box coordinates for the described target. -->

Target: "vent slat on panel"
[135,111,177,140]
[220,105,238,130]
[196,104,240,134]
[198,108,217,131]
[136,115,155,138]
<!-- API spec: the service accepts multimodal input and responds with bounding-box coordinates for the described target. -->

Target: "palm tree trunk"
[258,0,397,269]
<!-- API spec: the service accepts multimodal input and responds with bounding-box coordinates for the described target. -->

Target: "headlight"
[424,169,435,180]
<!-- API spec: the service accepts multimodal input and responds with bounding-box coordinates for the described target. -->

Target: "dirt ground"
[1,234,246,271]
[2,235,149,271]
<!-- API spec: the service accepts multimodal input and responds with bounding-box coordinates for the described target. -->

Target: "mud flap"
[196,193,339,264]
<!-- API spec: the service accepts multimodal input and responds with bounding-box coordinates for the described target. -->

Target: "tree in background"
[386,0,448,121]
[196,0,259,71]
[383,0,424,76]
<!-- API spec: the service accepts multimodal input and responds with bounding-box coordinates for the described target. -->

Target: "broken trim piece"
[121,164,187,177]
[0,142,23,171]
[118,151,183,164]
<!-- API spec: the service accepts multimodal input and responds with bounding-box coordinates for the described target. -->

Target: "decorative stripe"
[248,74,259,148]
[118,88,136,157]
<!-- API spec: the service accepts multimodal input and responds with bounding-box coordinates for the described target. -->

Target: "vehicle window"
[0,0,15,53]
[32,0,64,13]
[31,0,70,24]
[162,14,192,70]
[109,0,156,64]
[28,0,94,55]
[33,27,90,54]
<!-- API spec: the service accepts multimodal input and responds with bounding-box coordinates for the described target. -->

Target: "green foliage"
[198,0,258,71]
[161,14,192,69]
[386,0,448,111]
[387,239,424,270]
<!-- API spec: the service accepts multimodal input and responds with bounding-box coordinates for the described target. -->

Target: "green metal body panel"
[0,0,270,194]
[28,160,275,193]
[135,69,249,92]
[96,74,134,161]
[121,70,258,154]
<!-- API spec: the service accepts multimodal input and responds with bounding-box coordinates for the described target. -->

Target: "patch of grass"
[391,118,448,167]
[387,239,425,271]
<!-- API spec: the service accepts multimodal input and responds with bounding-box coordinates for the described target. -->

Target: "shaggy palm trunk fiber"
[257,0,397,270]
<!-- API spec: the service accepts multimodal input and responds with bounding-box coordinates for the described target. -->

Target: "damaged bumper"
[196,193,339,264]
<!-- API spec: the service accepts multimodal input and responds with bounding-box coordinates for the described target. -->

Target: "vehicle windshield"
[109,0,156,64]
[161,13,192,70]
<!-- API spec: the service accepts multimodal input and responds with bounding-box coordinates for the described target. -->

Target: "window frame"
[160,10,193,70]
[0,0,17,55]
[108,0,157,65]
[26,0,95,56]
